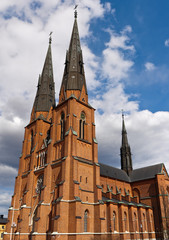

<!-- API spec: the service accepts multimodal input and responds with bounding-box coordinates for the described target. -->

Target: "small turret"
[120,112,133,175]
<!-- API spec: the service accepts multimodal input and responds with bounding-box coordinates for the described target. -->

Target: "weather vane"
[74,4,78,18]
[49,31,53,44]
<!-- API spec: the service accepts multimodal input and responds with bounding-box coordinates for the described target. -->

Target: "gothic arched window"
[113,211,116,231]
[124,212,127,231]
[143,213,146,232]
[60,112,65,140]
[84,210,88,232]
[134,212,137,232]
[79,112,85,139]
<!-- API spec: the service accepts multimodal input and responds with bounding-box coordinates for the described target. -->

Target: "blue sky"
[88,0,169,112]
[1,0,169,216]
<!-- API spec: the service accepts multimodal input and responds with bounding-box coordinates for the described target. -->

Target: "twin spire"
[32,9,88,122]
[31,11,133,174]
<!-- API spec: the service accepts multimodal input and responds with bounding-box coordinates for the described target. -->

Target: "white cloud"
[91,83,138,114]
[145,62,156,71]
[102,48,134,82]
[96,110,169,173]
[106,27,134,51]
[164,39,169,47]
[101,25,134,84]
[104,2,111,12]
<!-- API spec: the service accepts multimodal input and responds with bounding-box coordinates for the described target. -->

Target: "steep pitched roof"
[100,162,164,182]
[33,38,55,113]
[130,163,164,182]
[59,14,87,95]
[100,163,130,182]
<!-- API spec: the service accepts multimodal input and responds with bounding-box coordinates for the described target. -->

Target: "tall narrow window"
[31,130,34,152]
[84,210,88,232]
[143,213,146,231]
[124,212,127,231]
[60,112,65,140]
[134,213,137,232]
[79,112,85,139]
[113,211,116,231]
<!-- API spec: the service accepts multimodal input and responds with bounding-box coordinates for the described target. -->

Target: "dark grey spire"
[120,113,133,175]
[33,38,55,113]
[59,14,88,97]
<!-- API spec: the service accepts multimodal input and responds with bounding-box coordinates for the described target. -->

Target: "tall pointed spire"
[31,36,55,121]
[120,112,133,175]
[59,10,88,103]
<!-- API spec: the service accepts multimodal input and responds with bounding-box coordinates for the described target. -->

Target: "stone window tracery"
[36,175,44,195]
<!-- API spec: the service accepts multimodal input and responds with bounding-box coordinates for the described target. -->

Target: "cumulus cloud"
[96,110,169,172]
[101,25,134,84]
[145,62,156,71]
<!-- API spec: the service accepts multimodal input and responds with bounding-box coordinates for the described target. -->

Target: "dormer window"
[79,112,85,139]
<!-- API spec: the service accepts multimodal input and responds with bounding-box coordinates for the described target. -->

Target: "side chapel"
[4,11,169,240]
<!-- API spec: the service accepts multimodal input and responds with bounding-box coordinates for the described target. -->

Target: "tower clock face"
[36,175,43,194]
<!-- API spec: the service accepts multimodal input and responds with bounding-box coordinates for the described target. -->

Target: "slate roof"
[100,163,130,182]
[130,163,163,182]
[100,162,164,183]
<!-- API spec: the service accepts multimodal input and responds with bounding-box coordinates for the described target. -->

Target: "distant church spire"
[31,35,55,121]
[59,9,88,103]
[120,112,133,175]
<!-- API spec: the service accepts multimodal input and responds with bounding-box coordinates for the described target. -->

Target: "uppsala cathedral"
[4,11,169,240]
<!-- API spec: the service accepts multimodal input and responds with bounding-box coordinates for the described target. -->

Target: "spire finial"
[121,109,124,120]
[49,31,53,44]
[74,5,78,18]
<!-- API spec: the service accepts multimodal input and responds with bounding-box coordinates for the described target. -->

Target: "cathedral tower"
[4,11,102,240]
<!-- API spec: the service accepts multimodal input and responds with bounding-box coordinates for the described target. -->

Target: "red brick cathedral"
[4,12,169,240]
